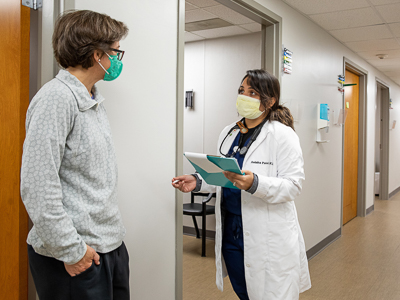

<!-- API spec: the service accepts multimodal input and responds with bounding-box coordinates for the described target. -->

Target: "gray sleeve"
[20,93,87,264]
[192,173,202,192]
[245,173,259,194]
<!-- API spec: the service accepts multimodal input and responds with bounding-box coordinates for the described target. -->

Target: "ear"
[93,50,104,63]
[269,97,277,109]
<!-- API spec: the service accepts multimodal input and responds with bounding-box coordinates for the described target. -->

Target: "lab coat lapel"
[243,123,270,166]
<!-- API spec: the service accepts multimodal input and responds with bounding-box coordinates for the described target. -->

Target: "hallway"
[183,193,400,299]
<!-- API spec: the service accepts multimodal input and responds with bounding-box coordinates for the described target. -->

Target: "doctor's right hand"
[172,175,196,193]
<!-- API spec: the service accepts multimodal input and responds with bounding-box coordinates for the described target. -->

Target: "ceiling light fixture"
[376,54,388,59]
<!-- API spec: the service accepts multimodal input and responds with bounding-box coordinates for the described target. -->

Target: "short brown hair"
[52,10,128,69]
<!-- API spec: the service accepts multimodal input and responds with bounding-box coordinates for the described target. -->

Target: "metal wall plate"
[22,0,43,10]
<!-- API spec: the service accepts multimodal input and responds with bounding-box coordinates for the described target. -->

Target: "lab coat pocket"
[267,221,299,275]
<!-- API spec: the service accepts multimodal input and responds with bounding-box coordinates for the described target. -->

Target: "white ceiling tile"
[376,3,400,23]
[239,23,262,32]
[185,9,217,23]
[383,70,400,77]
[357,49,400,60]
[185,31,205,42]
[389,22,400,37]
[374,63,400,71]
[330,25,392,43]
[369,0,400,5]
[203,5,254,25]
[309,8,383,31]
[186,0,219,8]
[185,3,198,11]
[192,25,250,39]
[282,0,370,15]
[345,38,400,51]
[367,57,400,67]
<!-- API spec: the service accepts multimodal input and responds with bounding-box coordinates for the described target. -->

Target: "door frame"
[175,1,282,299]
[341,58,368,225]
[375,77,390,200]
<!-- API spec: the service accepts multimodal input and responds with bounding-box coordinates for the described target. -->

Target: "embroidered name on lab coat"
[251,161,273,165]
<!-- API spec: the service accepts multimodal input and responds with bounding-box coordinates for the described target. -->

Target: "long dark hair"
[240,69,294,130]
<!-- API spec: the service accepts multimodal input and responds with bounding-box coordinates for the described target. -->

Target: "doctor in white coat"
[172,69,311,299]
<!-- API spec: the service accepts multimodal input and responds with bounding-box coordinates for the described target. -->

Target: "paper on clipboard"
[183,152,243,189]
[183,152,221,173]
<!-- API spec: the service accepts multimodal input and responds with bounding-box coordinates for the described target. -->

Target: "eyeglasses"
[110,48,125,61]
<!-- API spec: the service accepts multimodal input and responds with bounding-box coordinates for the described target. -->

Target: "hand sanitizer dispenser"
[317,103,330,143]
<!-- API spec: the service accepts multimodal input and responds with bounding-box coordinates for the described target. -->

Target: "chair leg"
[202,213,206,257]
[192,216,200,239]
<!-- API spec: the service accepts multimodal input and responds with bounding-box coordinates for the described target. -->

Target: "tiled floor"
[183,193,400,299]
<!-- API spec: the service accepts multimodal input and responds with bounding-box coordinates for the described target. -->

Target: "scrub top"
[222,126,257,215]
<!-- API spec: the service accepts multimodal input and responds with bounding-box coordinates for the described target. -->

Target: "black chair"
[183,192,216,257]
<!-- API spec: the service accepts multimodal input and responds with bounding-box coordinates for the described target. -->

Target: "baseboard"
[183,226,216,239]
[366,204,374,215]
[306,228,341,260]
[389,186,400,198]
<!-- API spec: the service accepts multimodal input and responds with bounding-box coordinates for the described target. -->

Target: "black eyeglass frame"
[110,48,125,61]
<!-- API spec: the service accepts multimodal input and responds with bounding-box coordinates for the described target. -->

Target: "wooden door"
[343,70,360,225]
[0,1,30,299]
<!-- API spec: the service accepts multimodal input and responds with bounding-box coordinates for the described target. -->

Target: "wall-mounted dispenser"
[317,103,330,143]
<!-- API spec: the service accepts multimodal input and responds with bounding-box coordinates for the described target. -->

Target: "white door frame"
[175,1,282,299]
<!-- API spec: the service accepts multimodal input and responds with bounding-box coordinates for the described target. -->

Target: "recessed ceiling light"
[376,54,388,59]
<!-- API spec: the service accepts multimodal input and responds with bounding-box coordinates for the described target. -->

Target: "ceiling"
[185,0,261,42]
[281,0,400,85]
[185,0,400,86]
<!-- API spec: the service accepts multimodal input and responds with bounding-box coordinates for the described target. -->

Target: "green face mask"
[98,53,123,81]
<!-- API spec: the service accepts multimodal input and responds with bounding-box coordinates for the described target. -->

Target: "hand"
[223,170,254,191]
[64,245,100,277]
[172,175,197,193]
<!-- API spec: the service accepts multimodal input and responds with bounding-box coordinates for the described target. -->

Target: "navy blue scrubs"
[221,131,253,300]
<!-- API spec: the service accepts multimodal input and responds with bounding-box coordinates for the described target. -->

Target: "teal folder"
[184,152,243,190]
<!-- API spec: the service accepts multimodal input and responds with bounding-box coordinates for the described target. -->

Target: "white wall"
[253,0,400,250]
[183,32,261,229]
[73,1,178,299]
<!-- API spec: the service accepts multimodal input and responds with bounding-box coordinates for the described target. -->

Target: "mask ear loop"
[97,57,110,74]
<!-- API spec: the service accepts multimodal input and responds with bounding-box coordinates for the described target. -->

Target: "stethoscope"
[219,118,267,158]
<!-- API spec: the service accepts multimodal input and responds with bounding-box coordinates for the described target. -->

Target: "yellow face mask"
[236,94,264,119]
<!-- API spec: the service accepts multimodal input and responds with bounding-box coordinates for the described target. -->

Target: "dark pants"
[28,242,130,300]
[222,213,250,300]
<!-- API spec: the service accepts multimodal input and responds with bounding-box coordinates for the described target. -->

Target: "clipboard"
[184,152,243,189]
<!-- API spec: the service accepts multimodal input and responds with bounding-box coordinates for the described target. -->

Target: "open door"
[0,2,30,299]
[343,69,360,225]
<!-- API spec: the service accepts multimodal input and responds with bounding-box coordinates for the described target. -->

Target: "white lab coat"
[198,120,311,300]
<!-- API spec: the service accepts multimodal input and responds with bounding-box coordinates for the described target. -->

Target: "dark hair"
[52,10,129,69]
[240,69,294,130]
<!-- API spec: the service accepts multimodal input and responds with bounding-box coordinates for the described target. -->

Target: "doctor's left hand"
[223,170,253,191]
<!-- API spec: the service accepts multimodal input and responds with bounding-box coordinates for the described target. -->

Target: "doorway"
[375,79,390,201]
[176,0,282,299]
[342,59,368,226]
